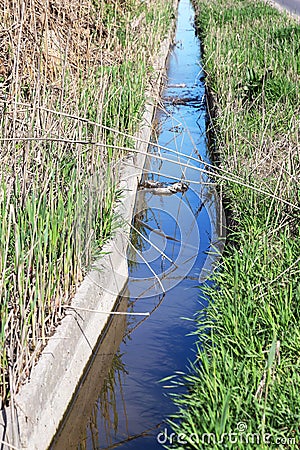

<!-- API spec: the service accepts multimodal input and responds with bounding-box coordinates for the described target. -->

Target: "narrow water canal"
[52,0,223,448]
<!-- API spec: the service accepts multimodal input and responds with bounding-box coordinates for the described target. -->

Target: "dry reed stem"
[0,0,175,401]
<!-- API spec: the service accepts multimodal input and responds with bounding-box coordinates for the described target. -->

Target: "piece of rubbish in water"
[139,180,189,194]
[167,83,187,88]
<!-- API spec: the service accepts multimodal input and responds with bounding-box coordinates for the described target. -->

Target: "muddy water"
[52,1,224,449]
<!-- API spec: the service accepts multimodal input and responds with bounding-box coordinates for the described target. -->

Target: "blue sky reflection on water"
[52,1,223,449]
[93,1,218,448]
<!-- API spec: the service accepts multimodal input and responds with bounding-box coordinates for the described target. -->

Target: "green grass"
[0,0,174,404]
[168,0,300,448]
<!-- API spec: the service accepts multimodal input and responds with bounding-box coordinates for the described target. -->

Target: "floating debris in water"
[139,180,189,194]
[167,83,187,88]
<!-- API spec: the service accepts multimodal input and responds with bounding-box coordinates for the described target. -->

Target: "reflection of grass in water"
[85,345,164,449]
[128,210,150,270]
[85,351,127,448]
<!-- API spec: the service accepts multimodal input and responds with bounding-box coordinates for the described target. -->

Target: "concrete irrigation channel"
[51,0,225,449]
[1,1,225,449]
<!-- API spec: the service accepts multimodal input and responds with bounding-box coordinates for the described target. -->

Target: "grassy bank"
[0,0,174,404]
[169,0,300,448]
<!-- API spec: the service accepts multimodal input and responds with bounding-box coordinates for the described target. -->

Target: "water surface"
[52,1,223,448]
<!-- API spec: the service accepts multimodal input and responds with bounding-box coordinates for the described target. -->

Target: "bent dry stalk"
[0,0,175,403]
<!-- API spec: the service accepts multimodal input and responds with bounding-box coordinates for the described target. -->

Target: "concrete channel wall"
[0,4,178,449]
[265,0,300,19]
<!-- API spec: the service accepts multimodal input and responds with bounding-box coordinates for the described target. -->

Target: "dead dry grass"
[0,0,174,403]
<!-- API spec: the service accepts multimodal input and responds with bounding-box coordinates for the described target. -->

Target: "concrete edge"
[0,5,178,449]
[264,0,300,21]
